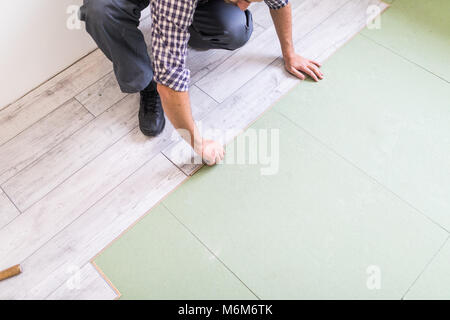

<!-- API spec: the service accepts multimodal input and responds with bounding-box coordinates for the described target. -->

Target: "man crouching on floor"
[79,0,323,165]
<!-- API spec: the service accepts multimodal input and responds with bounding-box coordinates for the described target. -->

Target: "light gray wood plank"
[163,0,386,175]
[0,49,112,146]
[0,188,19,229]
[3,84,216,213]
[189,85,219,119]
[249,0,305,29]
[195,0,349,103]
[0,154,185,299]
[0,100,93,185]
[296,0,390,63]
[74,72,127,116]
[46,263,117,300]
[249,2,274,29]
[188,22,265,85]
[3,94,139,212]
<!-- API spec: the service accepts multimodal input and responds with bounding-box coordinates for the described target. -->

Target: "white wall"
[0,0,97,108]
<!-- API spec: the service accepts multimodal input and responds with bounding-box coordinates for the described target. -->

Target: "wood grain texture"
[74,72,127,116]
[3,94,139,211]
[196,0,349,103]
[0,99,93,185]
[0,154,185,299]
[0,49,112,146]
[0,188,19,229]
[249,0,305,29]
[249,2,275,29]
[188,23,265,85]
[296,0,390,62]
[46,263,118,300]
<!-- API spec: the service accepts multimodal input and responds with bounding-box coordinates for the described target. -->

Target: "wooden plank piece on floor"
[0,99,94,185]
[0,154,185,299]
[0,49,112,146]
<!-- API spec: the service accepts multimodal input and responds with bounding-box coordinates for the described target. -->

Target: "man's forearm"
[270,3,295,59]
[157,83,225,165]
[157,84,201,150]
[269,3,323,81]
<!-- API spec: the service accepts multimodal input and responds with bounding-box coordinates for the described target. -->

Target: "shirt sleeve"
[264,0,289,10]
[150,0,196,92]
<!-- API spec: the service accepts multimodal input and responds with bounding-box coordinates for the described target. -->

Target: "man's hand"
[199,139,225,166]
[284,53,323,82]
[158,84,225,167]
[269,3,324,82]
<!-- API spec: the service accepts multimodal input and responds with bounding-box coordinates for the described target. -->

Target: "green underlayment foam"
[94,0,450,299]
[361,0,450,82]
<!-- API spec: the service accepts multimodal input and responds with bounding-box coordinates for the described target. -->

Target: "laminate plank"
[249,2,275,29]
[163,0,387,175]
[296,0,390,62]
[0,49,112,146]
[249,0,305,29]
[3,94,140,212]
[195,0,349,103]
[0,188,19,229]
[0,154,185,299]
[0,99,93,185]
[46,263,117,300]
[188,22,265,85]
[74,72,127,116]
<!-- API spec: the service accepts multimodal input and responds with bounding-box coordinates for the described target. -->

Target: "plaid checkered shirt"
[150,0,289,91]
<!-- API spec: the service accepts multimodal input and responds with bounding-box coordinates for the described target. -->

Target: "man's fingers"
[290,67,306,80]
[300,65,319,82]
[309,64,323,79]
[310,60,321,68]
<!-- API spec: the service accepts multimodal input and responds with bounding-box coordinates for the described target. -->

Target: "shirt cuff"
[264,0,289,10]
[153,66,190,92]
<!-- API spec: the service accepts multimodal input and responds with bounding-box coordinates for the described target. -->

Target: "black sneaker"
[139,80,166,137]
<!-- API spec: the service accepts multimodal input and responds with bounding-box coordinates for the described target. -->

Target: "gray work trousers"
[79,0,254,93]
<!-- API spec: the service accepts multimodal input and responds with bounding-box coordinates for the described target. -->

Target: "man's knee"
[218,10,253,50]
[79,0,114,28]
